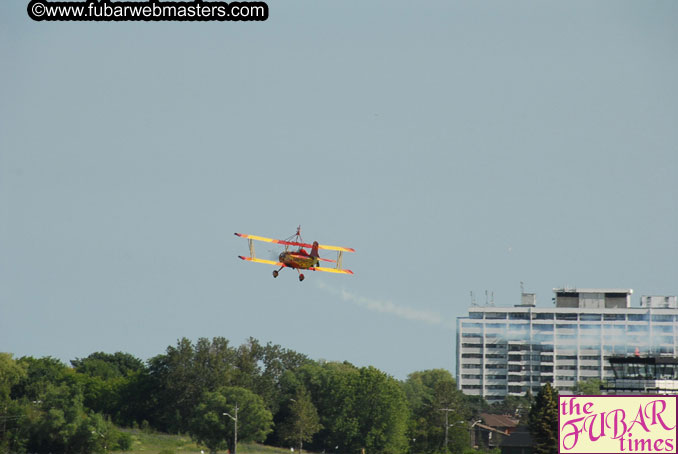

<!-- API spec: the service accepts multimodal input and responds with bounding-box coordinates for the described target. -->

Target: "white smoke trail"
[317,282,451,327]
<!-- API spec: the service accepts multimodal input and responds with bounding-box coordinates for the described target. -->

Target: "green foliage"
[528,383,559,454]
[277,387,322,451]
[574,378,604,395]
[147,336,308,433]
[2,339,528,454]
[188,386,273,454]
[402,369,469,454]
[295,361,409,454]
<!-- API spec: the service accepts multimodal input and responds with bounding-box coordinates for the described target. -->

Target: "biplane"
[235,227,354,281]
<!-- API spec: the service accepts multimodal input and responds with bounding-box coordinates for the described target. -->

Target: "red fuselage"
[279,249,319,269]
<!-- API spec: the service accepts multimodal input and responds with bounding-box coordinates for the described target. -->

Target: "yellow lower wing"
[309,266,354,275]
[238,256,353,275]
[238,256,284,267]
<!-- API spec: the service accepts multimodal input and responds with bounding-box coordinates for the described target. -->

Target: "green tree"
[402,369,469,454]
[354,366,409,454]
[148,337,238,432]
[189,386,273,454]
[0,353,27,452]
[278,387,322,452]
[528,383,559,454]
[574,378,603,395]
[72,352,145,379]
[297,361,409,454]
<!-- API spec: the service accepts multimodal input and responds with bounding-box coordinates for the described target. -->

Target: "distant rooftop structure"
[641,295,678,309]
[552,288,633,309]
[517,292,536,307]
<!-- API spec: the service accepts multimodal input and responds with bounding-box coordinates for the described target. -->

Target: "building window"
[509,312,530,320]
[462,322,483,329]
[628,314,649,321]
[462,343,483,348]
[604,314,625,321]
[654,325,673,333]
[469,312,483,319]
[486,343,506,349]
[534,324,554,331]
[487,323,507,329]
[462,353,483,359]
[581,324,601,330]
[533,312,554,320]
[556,313,578,321]
[628,325,649,332]
[486,312,507,320]
[580,313,602,321]
[508,386,527,393]
[652,315,674,322]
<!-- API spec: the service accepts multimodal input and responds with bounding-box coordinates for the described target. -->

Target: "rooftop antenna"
[520,281,525,294]
[491,291,494,306]
[485,290,489,306]
[470,291,477,306]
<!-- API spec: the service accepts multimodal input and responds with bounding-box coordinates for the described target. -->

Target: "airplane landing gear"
[299,273,305,282]
[273,270,279,278]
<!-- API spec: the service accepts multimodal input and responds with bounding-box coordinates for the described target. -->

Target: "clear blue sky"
[2,0,677,380]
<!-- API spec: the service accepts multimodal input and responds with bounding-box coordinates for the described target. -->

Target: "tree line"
[0,337,558,454]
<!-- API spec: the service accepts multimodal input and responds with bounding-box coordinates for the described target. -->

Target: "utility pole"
[439,408,453,450]
[223,403,239,454]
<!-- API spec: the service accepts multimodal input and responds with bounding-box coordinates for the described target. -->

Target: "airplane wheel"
[273,270,279,278]
[299,274,305,282]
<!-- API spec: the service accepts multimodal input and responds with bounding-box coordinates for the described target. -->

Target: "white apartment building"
[455,289,678,402]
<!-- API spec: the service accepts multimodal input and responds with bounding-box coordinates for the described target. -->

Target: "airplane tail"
[311,241,320,258]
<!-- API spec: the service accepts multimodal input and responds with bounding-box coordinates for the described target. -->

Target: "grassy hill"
[123,429,295,454]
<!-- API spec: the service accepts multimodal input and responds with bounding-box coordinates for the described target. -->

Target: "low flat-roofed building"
[604,356,678,394]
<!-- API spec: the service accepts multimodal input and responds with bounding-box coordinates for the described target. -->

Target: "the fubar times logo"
[559,396,678,454]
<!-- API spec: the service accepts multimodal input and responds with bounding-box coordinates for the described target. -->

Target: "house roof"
[480,413,519,428]
[474,423,509,435]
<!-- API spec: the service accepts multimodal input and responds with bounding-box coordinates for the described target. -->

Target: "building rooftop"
[552,288,633,294]
[481,413,519,429]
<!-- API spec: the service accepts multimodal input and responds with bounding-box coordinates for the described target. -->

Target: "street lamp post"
[438,408,453,449]
[438,409,466,451]
[223,403,239,454]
